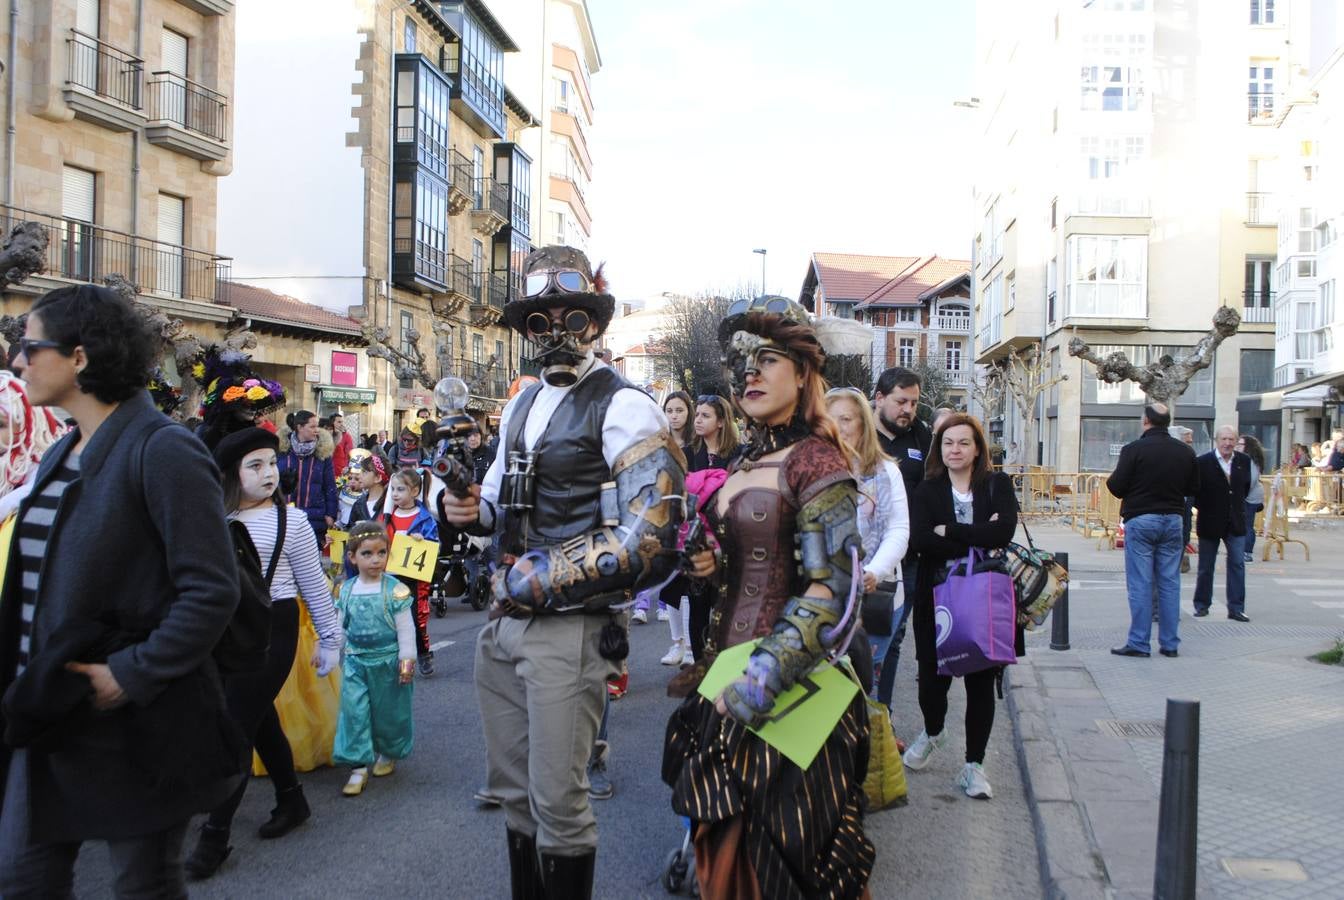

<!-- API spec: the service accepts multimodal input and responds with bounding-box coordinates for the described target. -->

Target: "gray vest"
[502,366,628,554]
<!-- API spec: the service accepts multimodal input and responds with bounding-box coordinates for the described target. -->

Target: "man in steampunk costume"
[441,246,685,899]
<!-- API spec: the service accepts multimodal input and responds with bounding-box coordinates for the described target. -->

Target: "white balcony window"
[1250,0,1275,25]
[899,337,916,368]
[1065,235,1146,318]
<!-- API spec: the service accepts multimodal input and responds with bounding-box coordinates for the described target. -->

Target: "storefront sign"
[318,386,377,405]
[304,364,321,383]
[331,351,359,386]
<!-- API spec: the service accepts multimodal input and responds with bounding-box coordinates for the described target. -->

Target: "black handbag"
[861,579,899,637]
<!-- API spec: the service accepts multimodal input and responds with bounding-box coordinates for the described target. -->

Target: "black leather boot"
[507,828,545,900]
[184,824,232,881]
[258,784,311,839]
[541,850,595,900]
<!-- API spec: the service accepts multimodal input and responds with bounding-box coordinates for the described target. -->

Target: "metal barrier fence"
[996,466,1344,540]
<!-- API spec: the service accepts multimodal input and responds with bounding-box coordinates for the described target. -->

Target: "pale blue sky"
[584,0,976,303]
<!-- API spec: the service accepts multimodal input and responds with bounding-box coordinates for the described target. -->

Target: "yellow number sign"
[386,532,436,581]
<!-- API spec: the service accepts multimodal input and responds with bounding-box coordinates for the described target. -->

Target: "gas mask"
[527,308,595,387]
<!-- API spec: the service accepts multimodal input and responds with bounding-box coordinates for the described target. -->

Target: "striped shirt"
[232,502,342,648]
[17,454,80,671]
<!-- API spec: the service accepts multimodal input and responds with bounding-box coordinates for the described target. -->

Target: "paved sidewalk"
[1009,522,1344,899]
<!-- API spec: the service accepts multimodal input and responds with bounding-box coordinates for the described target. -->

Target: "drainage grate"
[1096,719,1165,738]
[1220,858,1310,882]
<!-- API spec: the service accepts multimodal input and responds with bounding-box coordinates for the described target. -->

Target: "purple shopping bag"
[933,548,1018,677]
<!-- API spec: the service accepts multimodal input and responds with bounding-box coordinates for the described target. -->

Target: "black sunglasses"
[696,394,724,405]
[17,338,71,357]
[524,269,593,299]
[524,308,591,337]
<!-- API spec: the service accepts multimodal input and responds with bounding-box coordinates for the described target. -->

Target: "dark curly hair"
[30,284,157,404]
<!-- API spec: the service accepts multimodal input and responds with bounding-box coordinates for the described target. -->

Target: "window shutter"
[161,29,188,76]
[76,0,99,37]
[62,166,95,222]
[157,193,184,245]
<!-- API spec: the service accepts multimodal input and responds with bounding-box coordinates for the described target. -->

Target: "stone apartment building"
[0,0,235,347]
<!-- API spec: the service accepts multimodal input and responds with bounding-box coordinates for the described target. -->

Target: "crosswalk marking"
[1295,590,1344,597]
[1272,579,1342,586]
[429,640,456,651]
[1310,601,1344,609]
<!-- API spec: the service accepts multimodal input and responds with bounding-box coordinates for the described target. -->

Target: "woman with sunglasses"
[825,387,909,699]
[664,297,872,898]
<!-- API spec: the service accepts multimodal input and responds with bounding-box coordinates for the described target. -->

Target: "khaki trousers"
[474,613,616,854]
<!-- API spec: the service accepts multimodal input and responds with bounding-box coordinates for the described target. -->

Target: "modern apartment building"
[0,0,235,345]
[1261,20,1344,449]
[539,0,599,253]
[970,0,1292,470]
[799,252,973,408]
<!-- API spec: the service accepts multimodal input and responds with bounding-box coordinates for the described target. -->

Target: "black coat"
[1192,451,1253,539]
[0,392,243,842]
[908,472,1020,663]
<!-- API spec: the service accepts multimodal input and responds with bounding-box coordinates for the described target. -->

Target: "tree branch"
[1067,307,1240,402]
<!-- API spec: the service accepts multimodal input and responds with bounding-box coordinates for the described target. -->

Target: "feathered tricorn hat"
[502,245,616,336]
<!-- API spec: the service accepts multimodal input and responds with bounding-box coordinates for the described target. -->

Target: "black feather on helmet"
[503,245,615,337]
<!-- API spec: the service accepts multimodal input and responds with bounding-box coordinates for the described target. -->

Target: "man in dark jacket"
[1192,425,1253,622]
[1106,403,1200,658]
[0,285,241,896]
[872,366,933,708]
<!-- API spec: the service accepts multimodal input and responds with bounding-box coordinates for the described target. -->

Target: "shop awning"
[317,385,377,405]
[1282,384,1332,409]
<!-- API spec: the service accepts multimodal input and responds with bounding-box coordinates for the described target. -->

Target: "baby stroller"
[661,817,699,896]
[429,529,491,615]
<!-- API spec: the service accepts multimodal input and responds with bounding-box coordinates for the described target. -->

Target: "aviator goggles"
[524,268,594,299]
[525,308,592,338]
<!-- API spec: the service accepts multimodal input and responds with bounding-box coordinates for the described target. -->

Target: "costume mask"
[722,330,796,398]
[238,448,278,504]
[529,310,594,387]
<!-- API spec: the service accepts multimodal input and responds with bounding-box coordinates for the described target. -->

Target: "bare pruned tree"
[979,343,1067,465]
[655,293,736,395]
[1068,306,1240,416]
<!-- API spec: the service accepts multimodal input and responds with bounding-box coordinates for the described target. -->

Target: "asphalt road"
[72,605,1045,899]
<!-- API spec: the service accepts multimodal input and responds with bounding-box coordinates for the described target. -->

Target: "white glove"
[314,643,342,678]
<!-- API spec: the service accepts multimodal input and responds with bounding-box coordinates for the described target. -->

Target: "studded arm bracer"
[721,480,862,728]
[496,431,687,615]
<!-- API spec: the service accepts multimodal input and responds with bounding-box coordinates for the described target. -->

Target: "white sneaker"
[631,609,647,624]
[956,762,993,799]
[657,607,670,622]
[660,641,686,666]
[681,647,695,666]
[902,730,947,771]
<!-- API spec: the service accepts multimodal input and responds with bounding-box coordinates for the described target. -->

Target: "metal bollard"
[1154,698,1200,900]
[1050,551,1070,650]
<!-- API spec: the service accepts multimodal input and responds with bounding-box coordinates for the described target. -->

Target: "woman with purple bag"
[903,413,1019,799]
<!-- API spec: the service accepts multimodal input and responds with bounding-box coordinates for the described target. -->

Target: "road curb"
[1006,655,1114,900]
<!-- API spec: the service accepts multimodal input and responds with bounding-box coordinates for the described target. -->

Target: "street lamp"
[752,248,767,296]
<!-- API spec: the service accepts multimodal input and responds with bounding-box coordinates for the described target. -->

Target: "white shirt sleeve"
[601,388,670,467]
[864,459,909,583]
[395,608,415,660]
[477,392,522,529]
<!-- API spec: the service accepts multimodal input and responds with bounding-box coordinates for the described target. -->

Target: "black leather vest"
[501,366,627,554]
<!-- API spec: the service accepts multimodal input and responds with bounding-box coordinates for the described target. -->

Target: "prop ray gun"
[428,377,475,500]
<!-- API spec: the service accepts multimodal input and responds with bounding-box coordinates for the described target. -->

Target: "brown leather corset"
[711,485,800,651]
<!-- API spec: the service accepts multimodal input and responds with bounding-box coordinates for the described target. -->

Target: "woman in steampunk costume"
[663,297,874,899]
[440,246,685,900]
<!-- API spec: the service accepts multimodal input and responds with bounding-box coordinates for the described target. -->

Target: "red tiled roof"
[622,341,666,356]
[221,282,363,336]
[856,256,971,309]
[809,253,921,303]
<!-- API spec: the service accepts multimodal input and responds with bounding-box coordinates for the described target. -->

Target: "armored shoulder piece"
[721,478,862,728]
[497,430,687,614]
